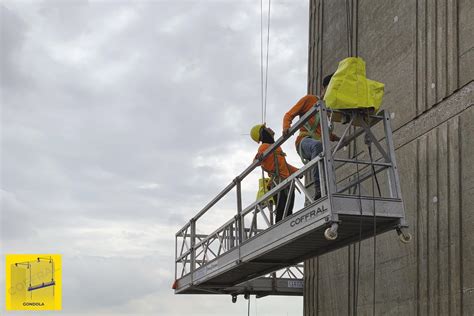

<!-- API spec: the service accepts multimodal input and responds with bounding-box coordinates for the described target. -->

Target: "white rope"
[259,0,272,200]
[345,0,352,57]
[260,0,271,124]
[263,0,271,124]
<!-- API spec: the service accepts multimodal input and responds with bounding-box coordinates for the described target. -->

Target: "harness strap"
[263,149,289,183]
[302,111,321,140]
[297,138,310,165]
[296,111,320,165]
[273,151,280,180]
[297,107,336,164]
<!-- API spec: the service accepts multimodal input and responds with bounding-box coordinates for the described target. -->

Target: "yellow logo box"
[5,254,62,311]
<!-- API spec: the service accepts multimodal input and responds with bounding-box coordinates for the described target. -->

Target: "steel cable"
[368,142,380,316]
[263,0,271,124]
[345,0,352,56]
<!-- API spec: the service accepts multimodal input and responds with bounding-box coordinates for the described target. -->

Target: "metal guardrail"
[175,155,324,279]
[175,102,325,281]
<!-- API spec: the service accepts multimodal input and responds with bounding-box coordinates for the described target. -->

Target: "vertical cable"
[368,144,377,316]
[354,123,363,316]
[355,0,359,57]
[263,0,272,124]
[345,0,352,56]
[259,0,271,225]
[372,183,376,316]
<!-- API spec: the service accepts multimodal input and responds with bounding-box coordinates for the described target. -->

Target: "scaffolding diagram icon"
[6,254,62,311]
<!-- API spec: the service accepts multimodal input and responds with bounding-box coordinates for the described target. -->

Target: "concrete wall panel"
[358,0,416,130]
[320,0,348,81]
[459,0,474,87]
[447,116,462,315]
[460,107,474,314]
[317,250,350,315]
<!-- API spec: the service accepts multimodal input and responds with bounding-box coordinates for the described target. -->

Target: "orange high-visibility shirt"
[283,95,320,148]
[283,95,338,148]
[256,143,298,179]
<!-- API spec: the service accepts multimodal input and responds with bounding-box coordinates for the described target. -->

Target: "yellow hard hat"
[250,124,264,143]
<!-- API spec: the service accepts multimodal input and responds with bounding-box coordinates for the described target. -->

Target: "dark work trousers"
[275,187,295,223]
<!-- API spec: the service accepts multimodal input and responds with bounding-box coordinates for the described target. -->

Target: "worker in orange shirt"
[282,74,340,200]
[250,124,299,223]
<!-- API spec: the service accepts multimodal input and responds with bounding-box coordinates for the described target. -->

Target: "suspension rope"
[353,111,381,315]
[352,123,363,316]
[368,142,378,316]
[345,0,352,56]
[259,0,272,210]
[354,0,358,57]
[259,0,271,124]
[263,0,271,123]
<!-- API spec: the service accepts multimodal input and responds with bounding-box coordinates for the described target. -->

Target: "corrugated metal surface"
[305,0,474,315]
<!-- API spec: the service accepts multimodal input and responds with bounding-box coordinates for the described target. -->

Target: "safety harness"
[258,149,289,206]
[265,149,287,184]
[297,111,321,164]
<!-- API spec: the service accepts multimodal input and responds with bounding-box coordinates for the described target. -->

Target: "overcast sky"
[1,1,310,315]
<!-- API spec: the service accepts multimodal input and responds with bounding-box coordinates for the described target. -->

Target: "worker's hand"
[255,153,264,161]
[282,128,290,137]
[331,135,341,142]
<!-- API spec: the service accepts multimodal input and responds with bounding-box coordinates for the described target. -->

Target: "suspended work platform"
[174,101,410,299]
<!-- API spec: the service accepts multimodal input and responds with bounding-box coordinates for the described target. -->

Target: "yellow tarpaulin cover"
[324,57,384,112]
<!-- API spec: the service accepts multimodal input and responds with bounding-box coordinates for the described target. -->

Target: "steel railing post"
[319,101,337,195]
[382,111,401,199]
[175,234,178,281]
[231,217,236,248]
[236,179,244,244]
[190,219,196,284]
[318,159,326,197]
[319,101,338,225]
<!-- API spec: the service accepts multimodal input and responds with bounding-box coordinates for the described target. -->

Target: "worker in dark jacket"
[250,124,298,223]
[282,74,340,200]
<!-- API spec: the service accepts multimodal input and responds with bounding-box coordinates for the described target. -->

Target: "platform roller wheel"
[231,294,237,303]
[399,231,412,244]
[324,227,338,241]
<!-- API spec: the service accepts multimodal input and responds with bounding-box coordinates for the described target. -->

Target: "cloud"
[0,190,39,241]
[1,0,308,314]
[0,4,30,90]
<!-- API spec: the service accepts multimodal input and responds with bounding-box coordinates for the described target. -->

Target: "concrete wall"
[305,0,474,315]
